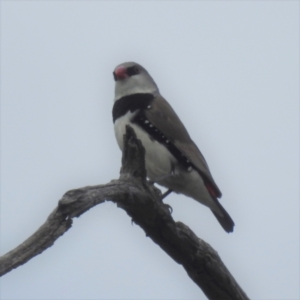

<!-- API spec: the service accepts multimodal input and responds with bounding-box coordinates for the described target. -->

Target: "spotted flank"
[132,113,194,172]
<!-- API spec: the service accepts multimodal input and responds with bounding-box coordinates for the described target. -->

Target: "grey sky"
[1,1,299,299]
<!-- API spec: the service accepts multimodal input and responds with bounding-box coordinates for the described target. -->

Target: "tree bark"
[0,126,250,300]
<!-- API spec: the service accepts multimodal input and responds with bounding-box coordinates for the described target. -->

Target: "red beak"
[114,66,128,80]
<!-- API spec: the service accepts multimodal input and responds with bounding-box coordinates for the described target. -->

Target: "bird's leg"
[147,172,174,212]
[161,189,173,200]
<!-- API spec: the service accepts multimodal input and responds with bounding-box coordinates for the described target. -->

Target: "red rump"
[204,181,219,198]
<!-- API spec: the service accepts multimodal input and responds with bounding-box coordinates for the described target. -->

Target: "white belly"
[114,111,175,180]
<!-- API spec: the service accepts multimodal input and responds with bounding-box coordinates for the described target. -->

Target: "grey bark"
[0,126,250,300]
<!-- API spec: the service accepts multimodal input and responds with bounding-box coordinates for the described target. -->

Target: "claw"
[164,203,173,214]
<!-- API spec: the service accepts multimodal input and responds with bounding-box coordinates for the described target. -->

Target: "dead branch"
[0,126,249,300]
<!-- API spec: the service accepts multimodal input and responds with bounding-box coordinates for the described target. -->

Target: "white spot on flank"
[147,105,151,109]
[144,120,149,124]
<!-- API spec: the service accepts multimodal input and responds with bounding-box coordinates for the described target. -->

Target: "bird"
[112,62,235,233]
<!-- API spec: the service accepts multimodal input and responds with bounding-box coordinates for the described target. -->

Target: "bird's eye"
[127,66,140,76]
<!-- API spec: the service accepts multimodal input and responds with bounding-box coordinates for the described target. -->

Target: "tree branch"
[0,125,250,300]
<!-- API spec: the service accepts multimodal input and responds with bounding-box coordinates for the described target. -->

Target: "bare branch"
[0,126,250,300]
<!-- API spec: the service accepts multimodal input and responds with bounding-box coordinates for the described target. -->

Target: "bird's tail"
[211,199,235,233]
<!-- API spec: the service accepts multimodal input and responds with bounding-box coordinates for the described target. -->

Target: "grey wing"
[145,95,222,198]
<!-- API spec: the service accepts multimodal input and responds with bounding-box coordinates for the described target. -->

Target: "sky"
[0,1,299,300]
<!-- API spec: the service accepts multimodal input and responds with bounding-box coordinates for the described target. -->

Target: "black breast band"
[112,93,154,122]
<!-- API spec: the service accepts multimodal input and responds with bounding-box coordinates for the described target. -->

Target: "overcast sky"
[1,1,299,299]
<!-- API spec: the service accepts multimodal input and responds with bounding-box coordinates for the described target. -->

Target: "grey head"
[113,62,159,101]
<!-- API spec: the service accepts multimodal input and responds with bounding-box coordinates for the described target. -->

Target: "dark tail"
[211,199,235,233]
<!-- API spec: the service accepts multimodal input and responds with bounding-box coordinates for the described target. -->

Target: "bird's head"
[113,62,159,101]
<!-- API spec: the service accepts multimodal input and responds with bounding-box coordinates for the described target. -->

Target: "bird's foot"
[160,189,173,213]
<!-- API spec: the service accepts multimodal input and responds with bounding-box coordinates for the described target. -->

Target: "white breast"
[114,111,175,181]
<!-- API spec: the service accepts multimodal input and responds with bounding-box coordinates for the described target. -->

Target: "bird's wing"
[144,94,222,198]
